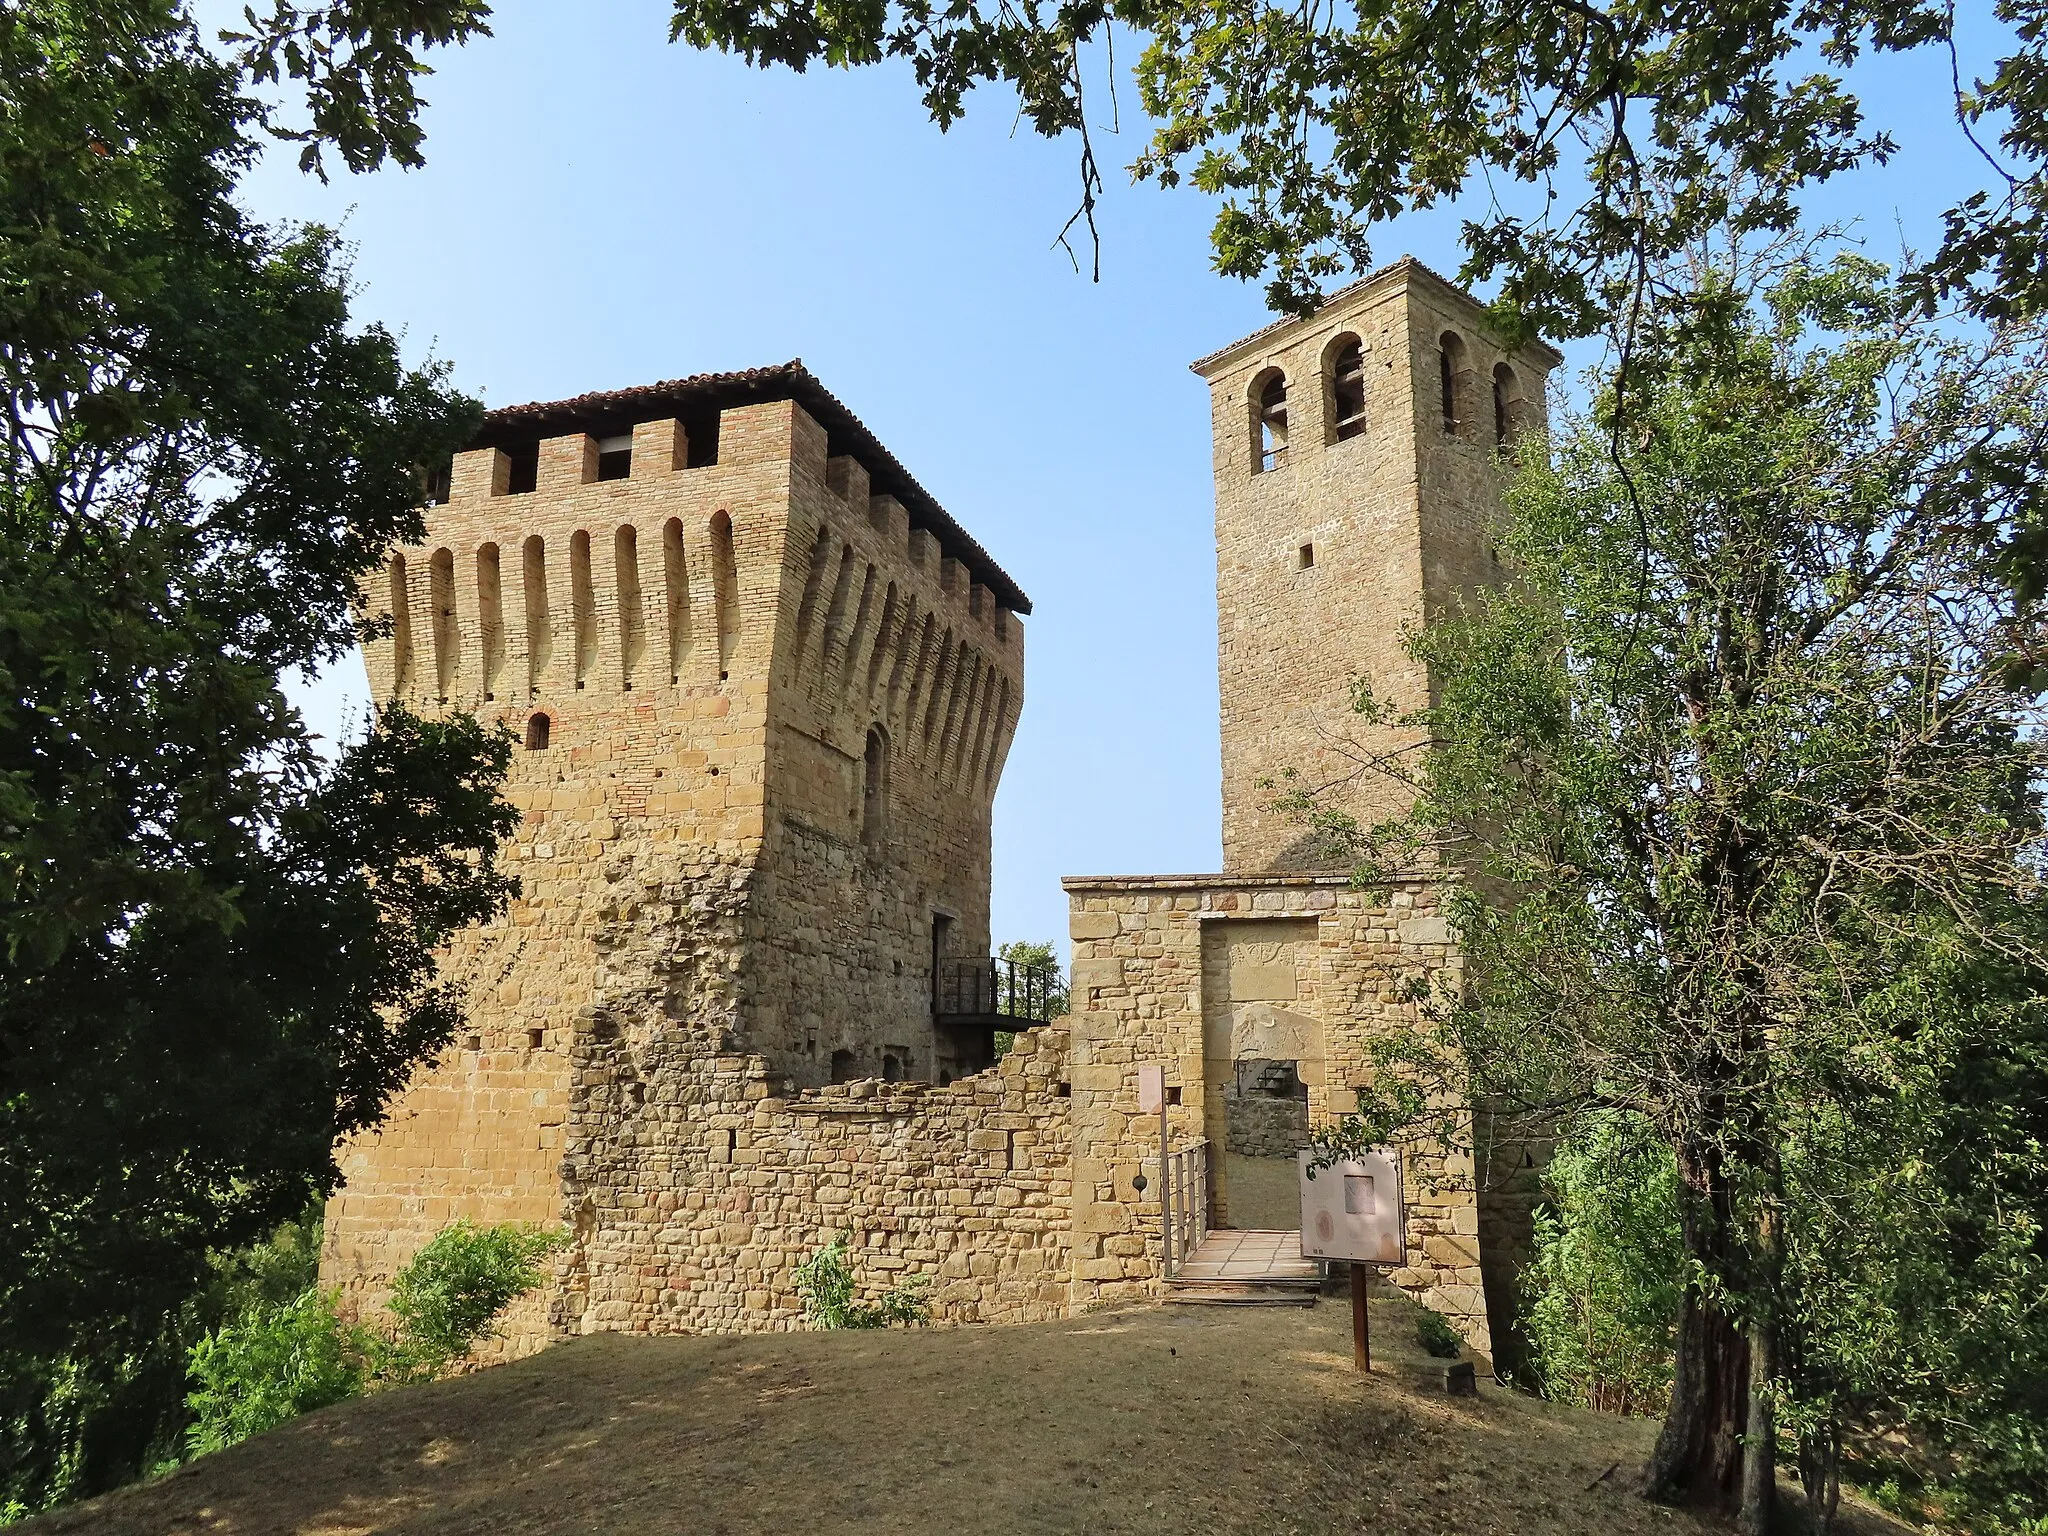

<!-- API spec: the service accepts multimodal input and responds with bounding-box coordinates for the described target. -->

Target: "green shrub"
[791,1235,930,1329]
[183,1290,369,1457]
[1416,1308,1463,1359]
[179,1218,564,1459]
[1521,1113,1682,1415]
[382,1221,567,1382]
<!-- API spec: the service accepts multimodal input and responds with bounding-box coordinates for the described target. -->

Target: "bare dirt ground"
[33,1299,1911,1536]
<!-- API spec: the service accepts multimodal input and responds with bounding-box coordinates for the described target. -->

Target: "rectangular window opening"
[684,414,721,469]
[596,433,633,481]
[505,441,539,495]
[1298,542,1315,570]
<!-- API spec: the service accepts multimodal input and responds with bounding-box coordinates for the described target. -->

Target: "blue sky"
[242,0,2015,958]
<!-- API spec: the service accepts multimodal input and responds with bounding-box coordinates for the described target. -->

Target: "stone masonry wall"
[559,1025,1073,1332]
[1062,873,1498,1360]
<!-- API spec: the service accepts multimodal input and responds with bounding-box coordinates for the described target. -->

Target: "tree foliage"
[183,1218,565,1459]
[669,0,2045,329]
[0,0,518,1513]
[1291,252,2048,1531]
[1522,1114,1683,1417]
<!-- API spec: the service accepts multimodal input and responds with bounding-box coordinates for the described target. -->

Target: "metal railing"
[1163,1137,1211,1278]
[932,957,1065,1022]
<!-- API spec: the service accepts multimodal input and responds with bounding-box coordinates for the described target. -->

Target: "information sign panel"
[1136,1062,1165,1116]
[1297,1147,1405,1266]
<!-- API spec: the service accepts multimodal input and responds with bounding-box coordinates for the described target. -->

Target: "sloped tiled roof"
[469,361,1031,615]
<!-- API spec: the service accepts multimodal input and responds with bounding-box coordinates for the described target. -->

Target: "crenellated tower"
[328,364,1032,1339]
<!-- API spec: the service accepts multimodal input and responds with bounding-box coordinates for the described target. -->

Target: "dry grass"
[32,1299,1913,1536]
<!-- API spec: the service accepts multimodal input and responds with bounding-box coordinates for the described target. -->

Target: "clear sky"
[241,0,2015,960]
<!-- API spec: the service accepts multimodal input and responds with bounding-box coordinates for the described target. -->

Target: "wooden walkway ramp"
[1165,1230,1321,1307]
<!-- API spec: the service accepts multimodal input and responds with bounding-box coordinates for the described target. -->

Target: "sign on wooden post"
[1298,1147,1406,1372]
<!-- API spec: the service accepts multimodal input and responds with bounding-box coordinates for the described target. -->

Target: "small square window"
[1298,543,1315,570]
[1165,1085,1182,1106]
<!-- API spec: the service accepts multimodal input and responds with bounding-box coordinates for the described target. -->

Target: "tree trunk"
[1739,1313,1777,1535]
[1643,1142,1749,1514]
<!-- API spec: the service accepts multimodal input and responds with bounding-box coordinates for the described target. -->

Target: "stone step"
[1163,1279,1320,1308]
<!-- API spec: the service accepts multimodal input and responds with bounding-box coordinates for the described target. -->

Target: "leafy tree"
[670,0,2043,332]
[183,1291,373,1458]
[0,0,511,1512]
[1290,251,2048,1531]
[183,1218,565,1457]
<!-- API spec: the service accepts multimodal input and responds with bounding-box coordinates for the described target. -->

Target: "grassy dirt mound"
[33,1298,1909,1536]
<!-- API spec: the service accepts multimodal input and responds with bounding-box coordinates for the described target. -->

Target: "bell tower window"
[1330,339,1367,441]
[1252,370,1289,473]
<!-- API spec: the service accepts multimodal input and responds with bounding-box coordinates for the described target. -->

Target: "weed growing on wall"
[791,1236,931,1330]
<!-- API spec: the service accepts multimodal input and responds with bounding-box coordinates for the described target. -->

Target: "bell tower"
[1191,259,1562,872]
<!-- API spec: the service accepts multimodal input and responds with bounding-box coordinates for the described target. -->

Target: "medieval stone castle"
[321,258,1560,1362]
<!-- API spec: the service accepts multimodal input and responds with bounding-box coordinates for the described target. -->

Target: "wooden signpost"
[1297,1147,1406,1373]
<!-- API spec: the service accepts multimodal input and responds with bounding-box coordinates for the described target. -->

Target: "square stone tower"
[1062,260,1563,1363]
[327,365,1034,1335]
[1193,259,1561,871]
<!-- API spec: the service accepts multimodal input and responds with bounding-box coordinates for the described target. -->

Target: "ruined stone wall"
[1061,873,1497,1359]
[1197,260,1559,873]
[558,1024,1074,1333]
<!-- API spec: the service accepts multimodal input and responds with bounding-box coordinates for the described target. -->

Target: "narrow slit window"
[1298,542,1315,570]
[1254,371,1289,473]
[1331,339,1367,440]
[862,725,889,849]
[596,432,633,481]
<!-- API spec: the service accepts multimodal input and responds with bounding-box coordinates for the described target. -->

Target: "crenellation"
[540,432,599,494]
[631,417,689,475]
[453,445,511,503]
